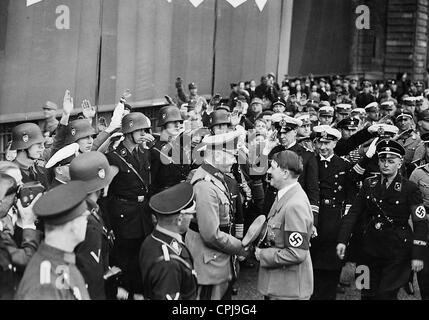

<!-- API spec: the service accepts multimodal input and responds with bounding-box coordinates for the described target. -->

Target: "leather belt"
[189,221,231,234]
[320,199,344,207]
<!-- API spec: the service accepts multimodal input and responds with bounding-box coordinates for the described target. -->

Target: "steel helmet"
[158,106,183,127]
[69,151,119,193]
[10,123,45,151]
[122,112,151,134]
[66,120,96,144]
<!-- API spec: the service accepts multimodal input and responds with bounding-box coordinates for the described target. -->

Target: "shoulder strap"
[113,151,148,192]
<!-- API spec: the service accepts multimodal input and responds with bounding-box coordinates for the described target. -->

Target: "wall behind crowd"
[0,0,352,124]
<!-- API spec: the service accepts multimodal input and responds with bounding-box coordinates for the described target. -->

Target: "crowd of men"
[1,71,429,300]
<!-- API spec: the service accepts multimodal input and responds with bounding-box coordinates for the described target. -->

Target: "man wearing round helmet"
[70,151,119,300]
[337,140,427,300]
[150,106,191,196]
[10,123,49,188]
[105,112,155,299]
[64,119,97,154]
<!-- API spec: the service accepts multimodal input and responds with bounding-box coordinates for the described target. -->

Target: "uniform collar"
[39,242,76,264]
[320,154,335,162]
[277,182,299,201]
[155,225,183,244]
[202,162,225,183]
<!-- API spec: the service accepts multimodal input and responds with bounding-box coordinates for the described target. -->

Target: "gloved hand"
[106,103,125,133]
[365,137,379,158]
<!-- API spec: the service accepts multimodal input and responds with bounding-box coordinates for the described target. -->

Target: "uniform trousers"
[197,281,232,300]
[111,238,144,296]
[311,269,341,300]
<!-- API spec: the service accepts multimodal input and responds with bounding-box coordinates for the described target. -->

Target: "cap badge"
[280,119,287,128]
[22,134,29,143]
[71,128,76,136]
[129,120,134,128]
[377,127,385,136]
[162,113,167,120]
[385,147,391,152]
[98,169,106,180]
[321,131,328,139]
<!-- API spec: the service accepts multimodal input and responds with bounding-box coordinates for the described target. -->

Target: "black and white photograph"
[1,0,429,307]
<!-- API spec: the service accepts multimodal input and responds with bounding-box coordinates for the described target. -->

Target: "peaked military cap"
[313,125,342,141]
[365,102,379,112]
[395,110,414,121]
[380,101,395,110]
[376,139,405,158]
[45,143,80,169]
[368,123,399,137]
[272,114,302,133]
[149,182,195,215]
[337,117,359,130]
[336,104,352,115]
[318,106,335,117]
[33,181,89,226]
[44,101,58,111]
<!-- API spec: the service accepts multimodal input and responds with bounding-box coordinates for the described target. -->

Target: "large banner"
[0,0,352,123]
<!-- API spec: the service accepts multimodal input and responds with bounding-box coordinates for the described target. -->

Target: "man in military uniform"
[394,110,421,166]
[409,133,429,299]
[70,152,119,300]
[255,150,313,300]
[295,113,314,152]
[310,126,360,300]
[318,106,335,126]
[334,104,352,126]
[185,131,250,300]
[39,101,59,139]
[176,79,208,112]
[364,102,380,127]
[337,140,428,299]
[140,182,198,300]
[10,123,49,189]
[64,119,97,154]
[150,106,190,196]
[45,143,80,189]
[263,114,319,233]
[380,101,396,119]
[15,181,91,300]
[105,112,154,300]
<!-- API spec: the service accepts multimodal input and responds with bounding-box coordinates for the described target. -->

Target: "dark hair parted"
[272,150,303,178]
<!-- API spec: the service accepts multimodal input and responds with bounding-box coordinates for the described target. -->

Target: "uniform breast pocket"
[268,222,284,247]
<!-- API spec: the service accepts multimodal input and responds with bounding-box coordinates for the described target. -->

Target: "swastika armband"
[284,231,309,250]
[412,205,427,221]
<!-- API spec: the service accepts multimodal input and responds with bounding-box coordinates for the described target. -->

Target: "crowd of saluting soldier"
[2,72,429,300]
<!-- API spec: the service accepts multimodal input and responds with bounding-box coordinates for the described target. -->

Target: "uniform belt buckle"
[138,196,145,203]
